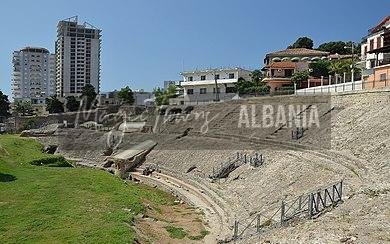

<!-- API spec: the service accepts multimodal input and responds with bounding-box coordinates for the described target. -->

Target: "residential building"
[134,89,153,106]
[262,48,329,92]
[98,90,153,106]
[55,16,101,98]
[361,16,390,88]
[180,67,251,105]
[11,47,55,104]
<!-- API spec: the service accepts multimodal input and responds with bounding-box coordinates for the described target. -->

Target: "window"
[188,76,193,81]
[369,39,374,51]
[377,36,382,49]
[213,87,220,94]
[364,46,368,56]
[200,88,207,94]
[214,74,220,80]
[201,75,206,80]
[380,73,386,81]
[226,86,236,93]
[187,89,194,95]
[229,73,235,79]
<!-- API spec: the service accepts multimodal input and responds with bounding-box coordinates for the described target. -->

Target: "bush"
[21,118,37,131]
[30,156,73,167]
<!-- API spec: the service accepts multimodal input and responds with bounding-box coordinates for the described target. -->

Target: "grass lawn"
[0,135,175,243]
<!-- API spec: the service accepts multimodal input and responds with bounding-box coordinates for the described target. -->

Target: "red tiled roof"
[266,61,296,69]
[266,48,329,57]
[370,16,390,34]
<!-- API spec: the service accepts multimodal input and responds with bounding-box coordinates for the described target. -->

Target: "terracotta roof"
[266,48,329,57]
[369,16,390,34]
[266,61,296,69]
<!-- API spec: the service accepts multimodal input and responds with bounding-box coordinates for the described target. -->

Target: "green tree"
[235,77,270,95]
[291,70,310,86]
[309,60,331,78]
[117,86,135,105]
[66,96,80,112]
[153,85,177,106]
[15,101,34,116]
[0,90,10,118]
[81,84,97,110]
[288,37,314,49]
[329,60,351,76]
[250,69,264,84]
[317,41,360,55]
[46,96,64,114]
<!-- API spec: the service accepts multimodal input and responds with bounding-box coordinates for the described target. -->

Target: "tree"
[66,96,80,112]
[81,84,97,110]
[153,85,177,106]
[46,96,64,114]
[288,37,314,49]
[118,86,135,105]
[291,70,310,86]
[317,41,360,55]
[15,101,34,116]
[235,77,270,95]
[250,69,264,84]
[0,90,10,118]
[329,60,351,76]
[309,60,331,78]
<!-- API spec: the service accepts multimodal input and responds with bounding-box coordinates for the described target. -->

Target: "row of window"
[364,36,383,55]
[187,87,236,95]
[187,73,235,81]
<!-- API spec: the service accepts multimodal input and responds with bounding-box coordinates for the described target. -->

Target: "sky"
[1,0,389,97]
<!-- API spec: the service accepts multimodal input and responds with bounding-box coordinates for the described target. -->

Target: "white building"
[180,67,251,105]
[55,16,101,98]
[98,89,152,106]
[11,47,55,104]
[361,16,390,72]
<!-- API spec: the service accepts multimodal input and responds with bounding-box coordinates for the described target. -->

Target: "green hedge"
[30,156,73,167]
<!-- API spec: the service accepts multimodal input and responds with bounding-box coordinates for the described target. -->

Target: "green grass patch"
[188,229,210,240]
[0,135,176,243]
[164,225,187,239]
[30,156,73,167]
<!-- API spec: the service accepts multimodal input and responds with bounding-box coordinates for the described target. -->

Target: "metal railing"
[232,180,344,242]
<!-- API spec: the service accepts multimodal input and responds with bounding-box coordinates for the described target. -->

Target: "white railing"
[296,80,363,95]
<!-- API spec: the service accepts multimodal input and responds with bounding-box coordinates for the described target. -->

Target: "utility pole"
[345,42,355,87]
[214,72,220,102]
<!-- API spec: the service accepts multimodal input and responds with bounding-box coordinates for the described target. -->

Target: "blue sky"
[1,0,389,96]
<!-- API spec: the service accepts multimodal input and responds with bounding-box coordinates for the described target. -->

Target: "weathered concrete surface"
[107,140,157,178]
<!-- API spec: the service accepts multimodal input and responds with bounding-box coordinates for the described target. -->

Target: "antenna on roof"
[63,16,78,22]
[83,21,100,30]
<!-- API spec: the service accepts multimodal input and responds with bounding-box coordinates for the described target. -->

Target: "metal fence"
[209,151,264,180]
[232,180,344,241]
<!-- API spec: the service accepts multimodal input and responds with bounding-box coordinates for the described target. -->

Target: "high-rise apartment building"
[55,16,101,97]
[11,47,55,104]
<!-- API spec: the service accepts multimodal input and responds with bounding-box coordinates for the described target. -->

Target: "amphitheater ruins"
[27,89,390,243]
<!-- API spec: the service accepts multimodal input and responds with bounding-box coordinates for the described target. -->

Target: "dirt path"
[130,170,232,243]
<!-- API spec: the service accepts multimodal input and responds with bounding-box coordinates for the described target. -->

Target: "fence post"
[280,201,285,226]
[339,180,343,201]
[298,194,302,212]
[308,193,314,217]
[233,220,239,241]
[256,214,261,233]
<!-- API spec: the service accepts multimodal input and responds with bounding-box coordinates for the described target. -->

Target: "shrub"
[30,156,73,167]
